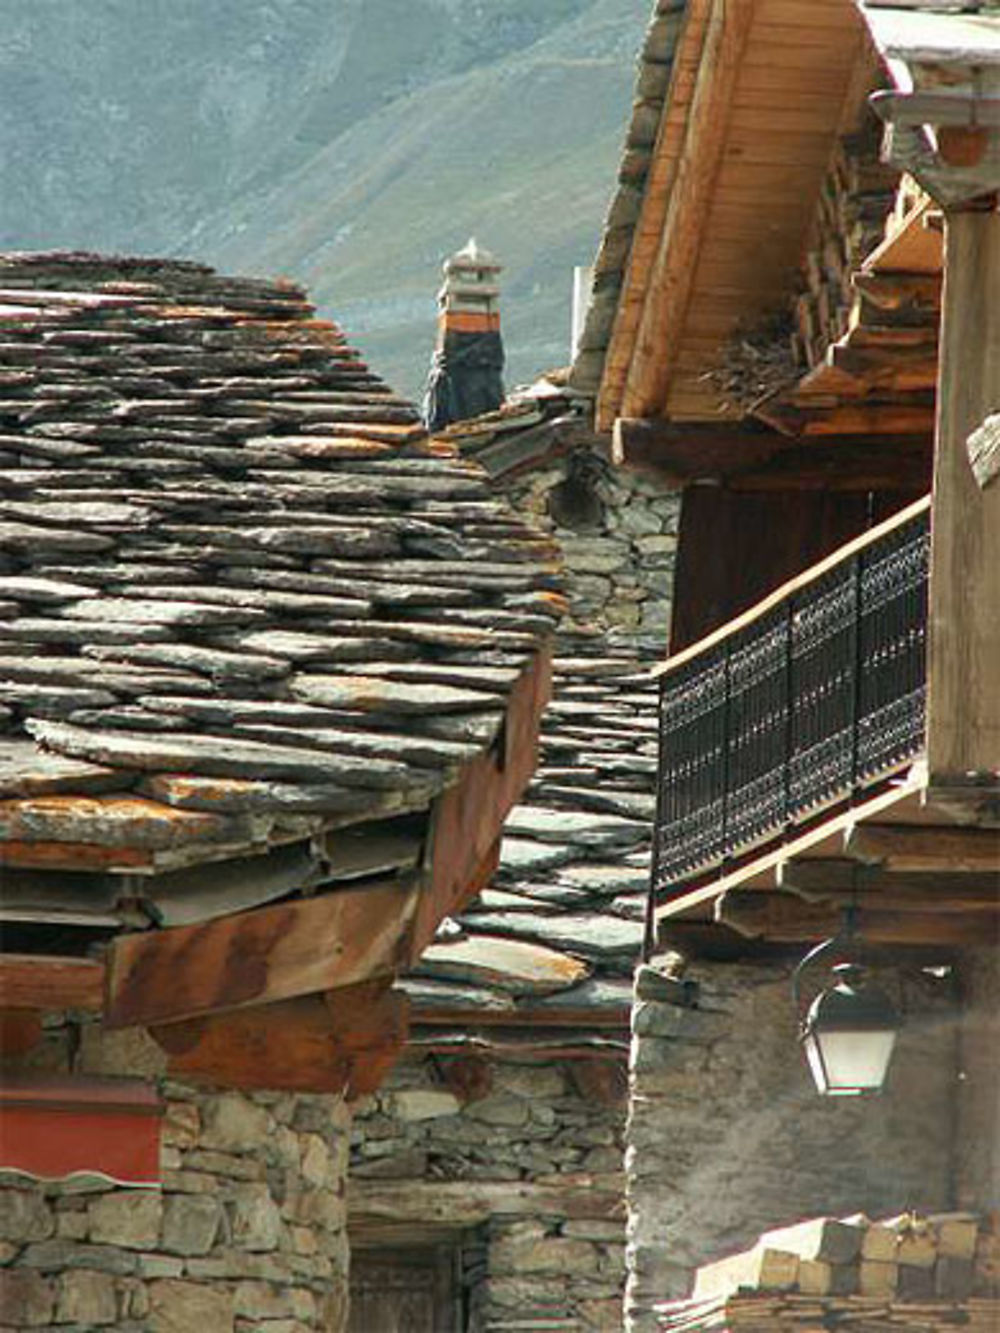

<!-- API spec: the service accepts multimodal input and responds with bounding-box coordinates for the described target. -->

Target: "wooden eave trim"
[99,643,553,1030]
[653,492,931,677]
[407,644,553,961]
[604,0,756,429]
[596,0,714,431]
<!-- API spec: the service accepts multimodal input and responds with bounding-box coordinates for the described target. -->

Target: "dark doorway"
[349,1244,463,1332]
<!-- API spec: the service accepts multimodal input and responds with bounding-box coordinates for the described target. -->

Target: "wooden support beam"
[926,208,1000,787]
[617,0,756,423]
[0,954,104,1012]
[654,772,931,924]
[754,398,936,439]
[716,888,997,947]
[611,417,788,482]
[843,823,1000,874]
[829,343,939,394]
[0,1009,43,1059]
[106,877,418,1029]
[778,859,1000,913]
[349,1171,626,1238]
[150,981,409,1097]
[727,436,933,492]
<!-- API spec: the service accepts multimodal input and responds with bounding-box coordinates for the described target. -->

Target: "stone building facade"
[0,1022,351,1332]
[624,957,967,1330]
[348,395,683,1331]
[350,1056,627,1330]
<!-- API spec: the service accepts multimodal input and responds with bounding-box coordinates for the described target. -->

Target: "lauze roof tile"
[0,253,561,1020]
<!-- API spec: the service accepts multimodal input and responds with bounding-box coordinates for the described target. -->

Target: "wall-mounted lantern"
[792,917,902,1097]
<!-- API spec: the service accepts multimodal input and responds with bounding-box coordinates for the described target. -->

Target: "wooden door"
[348,1245,460,1332]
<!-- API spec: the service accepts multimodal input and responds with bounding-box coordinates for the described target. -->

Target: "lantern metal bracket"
[790,904,859,1025]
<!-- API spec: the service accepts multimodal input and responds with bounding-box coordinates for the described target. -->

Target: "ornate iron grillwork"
[653,502,930,896]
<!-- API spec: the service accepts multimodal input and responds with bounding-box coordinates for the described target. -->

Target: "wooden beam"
[408,645,552,961]
[617,0,756,423]
[105,877,418,1029]
[927,209,1000,786]
[830,343,939,394]
[861,198,943,277]
[349,1171,626,1237]
[611,417,788,482]
[150,981,409,1097]
[728,436,933,492]
[754,398,936,439]
[843,823,1000,874]
[716,889,997,946]
[0,954,104,1012]
[0,1009,43,1059]
[778,859,1000,912]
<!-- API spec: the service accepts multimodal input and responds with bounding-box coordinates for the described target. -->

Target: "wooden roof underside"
[597,0,874,430]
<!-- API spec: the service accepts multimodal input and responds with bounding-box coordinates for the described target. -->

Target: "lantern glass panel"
[803,1026,897,1096]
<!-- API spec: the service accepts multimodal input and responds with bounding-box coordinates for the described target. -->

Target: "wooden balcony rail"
[652,496,931,897]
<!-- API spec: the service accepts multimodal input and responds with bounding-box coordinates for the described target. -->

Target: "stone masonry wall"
[955,946,1000,1213]
[502,442,680,647]
[351,1053,627,1331]
[0,1021,350,1332]
[624,957,960,1332]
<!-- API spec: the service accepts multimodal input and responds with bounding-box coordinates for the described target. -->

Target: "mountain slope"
[0,0,648,396]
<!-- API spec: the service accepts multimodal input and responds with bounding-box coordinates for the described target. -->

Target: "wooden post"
[926,206,1000,790]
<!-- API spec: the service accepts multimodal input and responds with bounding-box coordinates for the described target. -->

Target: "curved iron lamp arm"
[790,904,859,1022]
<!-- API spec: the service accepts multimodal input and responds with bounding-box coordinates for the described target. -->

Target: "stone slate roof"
[0,253,560,937]
[403,394,662,1052]
[569,0,688,395]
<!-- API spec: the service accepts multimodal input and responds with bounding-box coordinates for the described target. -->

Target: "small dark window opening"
[548,450,605,532]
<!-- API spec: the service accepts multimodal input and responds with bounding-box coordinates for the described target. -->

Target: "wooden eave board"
[599,0,870,429]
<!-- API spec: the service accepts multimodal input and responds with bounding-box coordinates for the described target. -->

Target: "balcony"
[652,497,932,905]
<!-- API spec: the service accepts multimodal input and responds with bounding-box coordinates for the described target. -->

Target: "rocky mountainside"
[0,0,648,397]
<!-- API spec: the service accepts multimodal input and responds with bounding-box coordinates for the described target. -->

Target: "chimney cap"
[444,237,502,275]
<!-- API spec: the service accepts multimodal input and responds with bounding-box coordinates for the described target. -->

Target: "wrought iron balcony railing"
[652,497,931,897]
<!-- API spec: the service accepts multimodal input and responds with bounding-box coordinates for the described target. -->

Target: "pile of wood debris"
[655,1212,1000,1331]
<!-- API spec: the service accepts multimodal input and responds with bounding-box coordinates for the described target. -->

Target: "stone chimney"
[423,238,505,430]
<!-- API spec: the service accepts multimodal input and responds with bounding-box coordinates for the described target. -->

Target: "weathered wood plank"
[778,859,1000,912]
[716,889,997,946]
[105,877,419,1027]
[844,822,1000,873]
[408,644,552,959]
[150,980,409,1096]
[348,1171,626,1237]
[0,1009,43,1057]
[927,210,1000,786]
[0,954,105,1011]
